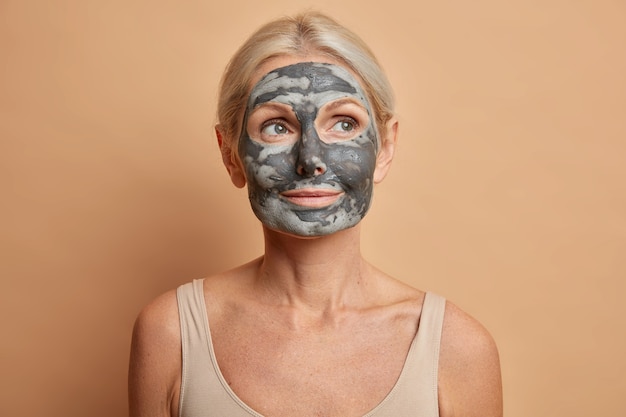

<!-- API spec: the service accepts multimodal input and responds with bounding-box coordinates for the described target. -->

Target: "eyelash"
[333,117,359,131]
[260,119,290,135]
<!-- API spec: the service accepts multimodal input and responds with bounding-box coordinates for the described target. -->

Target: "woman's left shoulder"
[438,300,503,417]
[440,301,499,355]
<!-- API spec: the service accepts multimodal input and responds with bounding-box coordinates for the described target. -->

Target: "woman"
[129,11,502,417]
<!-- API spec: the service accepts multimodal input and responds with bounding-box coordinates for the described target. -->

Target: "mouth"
[280,188,344,208]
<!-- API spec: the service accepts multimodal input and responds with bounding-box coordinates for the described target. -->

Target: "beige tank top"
[176,279,446,417]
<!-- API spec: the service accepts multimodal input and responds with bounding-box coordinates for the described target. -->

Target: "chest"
[209,310,418,417]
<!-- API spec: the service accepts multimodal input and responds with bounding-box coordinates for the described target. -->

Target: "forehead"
[248,62,370,108]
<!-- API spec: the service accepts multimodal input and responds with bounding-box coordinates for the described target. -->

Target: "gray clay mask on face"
[239,62,379,237]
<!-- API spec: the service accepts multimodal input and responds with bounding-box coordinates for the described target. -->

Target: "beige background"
[1,0,625,416]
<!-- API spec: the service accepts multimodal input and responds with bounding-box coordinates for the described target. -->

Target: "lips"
[280,188,344,208]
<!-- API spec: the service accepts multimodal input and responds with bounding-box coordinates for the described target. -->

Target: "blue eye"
[261,122,288,135]
[331,120,356,132]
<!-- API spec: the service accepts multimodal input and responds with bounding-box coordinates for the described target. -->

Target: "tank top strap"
[177,279,258,417]
[407,291,446,415]
[368,291,446,417]
[177,279,213,416]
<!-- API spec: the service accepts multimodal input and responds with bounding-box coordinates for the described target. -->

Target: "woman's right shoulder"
[132,275,230,341]
[133,287,182,342]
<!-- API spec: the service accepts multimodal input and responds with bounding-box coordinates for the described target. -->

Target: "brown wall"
[1,1,624,416]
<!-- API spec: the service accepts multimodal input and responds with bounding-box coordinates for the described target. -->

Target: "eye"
[316,99,369,143]
[261,121,289,136]
[247,103,299,145]
[330,118,357,133]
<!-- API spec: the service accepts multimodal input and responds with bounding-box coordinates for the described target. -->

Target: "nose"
[296,155,327,177]
[296,125,327,177]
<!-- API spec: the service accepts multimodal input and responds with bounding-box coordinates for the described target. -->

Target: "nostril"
[314,163,327,176]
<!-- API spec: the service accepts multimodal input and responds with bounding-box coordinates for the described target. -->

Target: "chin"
[252,198,369,238]
[262,218,361,239]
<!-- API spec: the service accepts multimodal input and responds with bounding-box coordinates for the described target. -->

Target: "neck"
[254,224,372,313]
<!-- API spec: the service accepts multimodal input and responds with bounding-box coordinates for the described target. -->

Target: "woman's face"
[238,58,380,237]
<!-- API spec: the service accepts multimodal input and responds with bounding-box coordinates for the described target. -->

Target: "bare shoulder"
[129,289,181,417]
[438,301,503,417]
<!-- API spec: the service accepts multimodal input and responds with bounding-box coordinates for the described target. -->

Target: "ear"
[373,117,399,184]
[216,124,246,188]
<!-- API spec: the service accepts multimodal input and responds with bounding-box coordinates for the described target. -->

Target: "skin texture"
[128,54,503,417]
[239,62,379,236]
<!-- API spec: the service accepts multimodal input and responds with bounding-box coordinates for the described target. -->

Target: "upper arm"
[128,289,182,417]
[438,301,503,417]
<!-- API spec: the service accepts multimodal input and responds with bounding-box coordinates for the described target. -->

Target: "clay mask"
[239,62,379,236]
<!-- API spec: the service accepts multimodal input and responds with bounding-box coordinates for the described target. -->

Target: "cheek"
[241,139,298,186]
[247,164,283,188]
[326,127,378,186]
[326,143,377,186]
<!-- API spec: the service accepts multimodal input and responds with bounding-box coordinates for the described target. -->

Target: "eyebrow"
[323,98,367,111]
[252,101,293,112]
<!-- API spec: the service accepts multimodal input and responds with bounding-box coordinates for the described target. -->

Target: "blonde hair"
[217,11,395,154]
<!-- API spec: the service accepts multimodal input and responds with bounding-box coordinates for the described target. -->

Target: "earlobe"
[216,125,246,188]
[373,118,398,184]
